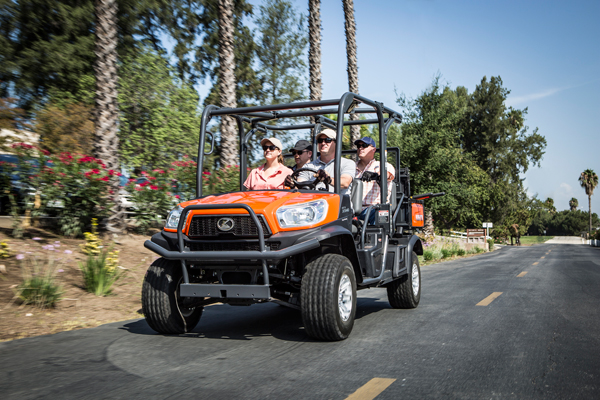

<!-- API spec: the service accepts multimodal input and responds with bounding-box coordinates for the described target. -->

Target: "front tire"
[142,258,203,334]
[301,254,357,341]
[387,251,421,309]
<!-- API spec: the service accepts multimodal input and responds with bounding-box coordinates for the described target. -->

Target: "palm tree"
[342,0,359,145]
[569,197,578,211]
[579,169,599,235]
[94,0,124,233]
[308,0,322,124]
[218,0,238,167]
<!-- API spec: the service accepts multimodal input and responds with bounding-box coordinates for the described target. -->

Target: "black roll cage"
[195,92,402,205]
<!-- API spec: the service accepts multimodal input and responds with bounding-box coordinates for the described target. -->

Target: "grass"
[519,236,554,245]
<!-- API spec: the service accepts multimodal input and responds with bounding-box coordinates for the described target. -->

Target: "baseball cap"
[290,139,312,152]
[354,136,376,148]
[318,128,337,140]
[260,137,283,150]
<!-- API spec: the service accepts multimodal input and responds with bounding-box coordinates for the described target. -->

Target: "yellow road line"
[477,292,503,306]
[533,262,539,265]
[541,256,545,259]
[517,271,528,277]
[345,378,396,400]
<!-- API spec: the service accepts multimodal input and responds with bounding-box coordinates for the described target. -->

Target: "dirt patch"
[0,227,158,342]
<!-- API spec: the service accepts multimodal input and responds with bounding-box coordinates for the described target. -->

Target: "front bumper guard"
[144,203,320,299]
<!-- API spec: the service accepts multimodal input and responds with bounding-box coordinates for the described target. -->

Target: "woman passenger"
[243,137,292,190]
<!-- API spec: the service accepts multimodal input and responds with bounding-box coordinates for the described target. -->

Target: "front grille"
[188,215,271,238]
[189,241,280,252]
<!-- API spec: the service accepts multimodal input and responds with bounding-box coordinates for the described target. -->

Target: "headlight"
[276,200,328,228]
[165,206,185,229]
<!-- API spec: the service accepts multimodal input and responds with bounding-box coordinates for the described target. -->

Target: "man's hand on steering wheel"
[315,169,332,185]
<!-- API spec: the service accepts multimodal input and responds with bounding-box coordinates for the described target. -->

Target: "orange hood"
[169,191,340,234]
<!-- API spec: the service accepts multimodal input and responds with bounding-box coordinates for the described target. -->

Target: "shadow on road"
[119,296,387,342]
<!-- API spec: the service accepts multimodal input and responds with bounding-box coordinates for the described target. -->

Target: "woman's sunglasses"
[356,143,371,149]
[291,150,307,156]
[317,138,335,144]
[262,145,278,151]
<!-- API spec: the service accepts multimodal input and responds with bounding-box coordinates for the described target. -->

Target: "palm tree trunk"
[589,194,592,235]
[343,0,360,145]
[94,0,124,233]
[308,0,322,125]
[218,0,238,167]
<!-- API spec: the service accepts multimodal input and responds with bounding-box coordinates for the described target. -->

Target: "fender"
[396,234,423,274]
[294,224,363,283]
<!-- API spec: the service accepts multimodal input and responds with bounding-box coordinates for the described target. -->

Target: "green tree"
[579,169,599,234]
[394,78,490,230]
[461,76,546,184]
[118,49,201,169]
[544,197,557,214]
[197,0,260,107]
[0,0,207,109]
[569,197,578,211]
[255,0,307,105]
[459,76,546,224]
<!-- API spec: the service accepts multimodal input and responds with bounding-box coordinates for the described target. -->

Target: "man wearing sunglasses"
[355,136,395,224]
[286,128,355,197]
[289,139,313,171]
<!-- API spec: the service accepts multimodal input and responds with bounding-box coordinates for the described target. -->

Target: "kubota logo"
[217,217,235,232]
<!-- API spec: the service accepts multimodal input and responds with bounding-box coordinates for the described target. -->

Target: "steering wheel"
[289,168,330,191]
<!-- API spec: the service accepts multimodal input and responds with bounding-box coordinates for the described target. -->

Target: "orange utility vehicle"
[142,93,442,340]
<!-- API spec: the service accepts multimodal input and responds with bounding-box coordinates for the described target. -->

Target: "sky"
[195,0,600,214]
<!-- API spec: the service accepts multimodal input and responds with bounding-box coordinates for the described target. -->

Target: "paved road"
[545,236,587,244]
[1,244,599,399]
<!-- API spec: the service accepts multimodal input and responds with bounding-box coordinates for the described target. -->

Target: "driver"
[285,128,355,196]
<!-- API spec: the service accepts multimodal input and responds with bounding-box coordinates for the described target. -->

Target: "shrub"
[474,246,484,254]
[423,250,434,261]
[79,247,123,296]
[457,249,466,256]
[450,243,460,256]
[487,238,494,251]
[14,241,70,308]
[441,249,452,259]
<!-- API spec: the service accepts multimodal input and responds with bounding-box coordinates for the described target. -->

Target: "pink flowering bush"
[203,164,242,194]
[125,157,244,233]
[125,168,182,233]
[4,143,112,237]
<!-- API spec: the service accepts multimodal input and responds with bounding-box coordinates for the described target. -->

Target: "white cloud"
[509,87,567,106]
[560,182,573,194]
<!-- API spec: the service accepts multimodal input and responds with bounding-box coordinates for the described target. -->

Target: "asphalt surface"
[1,243,599,399]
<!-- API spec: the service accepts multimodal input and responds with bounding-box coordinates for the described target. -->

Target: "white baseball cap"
[260,137,283,150]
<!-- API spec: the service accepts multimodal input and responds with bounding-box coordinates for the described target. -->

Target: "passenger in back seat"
[355,137,395,225]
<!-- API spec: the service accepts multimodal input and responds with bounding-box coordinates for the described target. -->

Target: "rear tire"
[301,254,357,341]
[142,258,203,334]
[387,251,421,309]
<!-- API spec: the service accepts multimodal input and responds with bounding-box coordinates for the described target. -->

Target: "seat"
[350,179,363,216]
[350,180,364,236]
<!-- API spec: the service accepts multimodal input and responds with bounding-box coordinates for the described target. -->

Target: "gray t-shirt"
[299,156,356,197]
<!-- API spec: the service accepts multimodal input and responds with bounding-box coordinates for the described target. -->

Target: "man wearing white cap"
[244,137,292,190]
[286,128,355,196]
